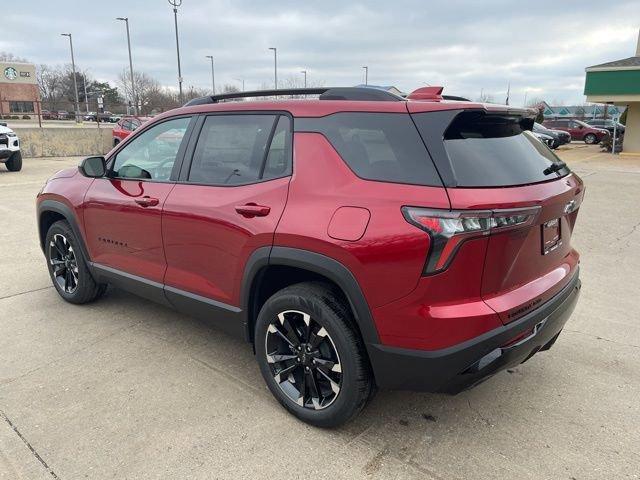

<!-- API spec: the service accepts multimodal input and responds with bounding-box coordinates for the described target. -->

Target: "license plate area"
[541,218,562,255]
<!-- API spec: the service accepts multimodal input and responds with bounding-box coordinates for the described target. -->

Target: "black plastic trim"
[91,263,171,307]
[368,269,581,392]
[37,199,92,262]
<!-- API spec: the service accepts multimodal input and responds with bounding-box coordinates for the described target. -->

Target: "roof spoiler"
[406,86,471,102]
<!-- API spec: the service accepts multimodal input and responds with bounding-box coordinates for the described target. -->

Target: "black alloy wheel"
[48,233,79,294]
[265,309,342,410]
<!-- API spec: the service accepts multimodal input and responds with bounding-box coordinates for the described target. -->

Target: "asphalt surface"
[1,146,639,479]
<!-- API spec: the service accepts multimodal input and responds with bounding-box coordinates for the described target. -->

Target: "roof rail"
[183,87,405,106]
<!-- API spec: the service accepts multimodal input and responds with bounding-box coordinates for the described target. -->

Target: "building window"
[9,101,35,113]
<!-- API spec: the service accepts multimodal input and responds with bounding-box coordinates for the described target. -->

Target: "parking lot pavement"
[1,149,639,479]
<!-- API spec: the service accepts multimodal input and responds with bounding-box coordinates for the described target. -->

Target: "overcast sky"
[4,0,640,105]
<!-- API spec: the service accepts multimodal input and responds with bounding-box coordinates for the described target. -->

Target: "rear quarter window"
[295,113,442,187]
[413,110,570,187]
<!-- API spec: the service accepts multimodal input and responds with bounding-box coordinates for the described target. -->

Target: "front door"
[83,116,193,283]
[162,113,292,324]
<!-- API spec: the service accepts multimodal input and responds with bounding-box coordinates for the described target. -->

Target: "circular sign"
[4,67,18,81]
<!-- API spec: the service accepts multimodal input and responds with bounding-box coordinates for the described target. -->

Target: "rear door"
[411,107,584,324]
[162,113,292,315]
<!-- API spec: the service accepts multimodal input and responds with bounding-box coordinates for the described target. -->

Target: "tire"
[45,220,107,304]
[255,282,373,428]
[584,133,597,145]
[5,151,22,171]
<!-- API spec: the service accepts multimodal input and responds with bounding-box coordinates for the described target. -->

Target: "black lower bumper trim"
[368,271,581,393]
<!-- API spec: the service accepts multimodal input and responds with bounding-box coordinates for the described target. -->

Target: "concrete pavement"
[0,148,639,479]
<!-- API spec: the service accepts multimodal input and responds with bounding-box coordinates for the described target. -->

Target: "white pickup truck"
[0,123,21,171]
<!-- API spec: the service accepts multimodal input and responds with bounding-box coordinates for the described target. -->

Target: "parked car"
[532,131,555,148]
[585,119,625,136]
[532,122,571,149]
[36,86,583,427]
[56,111,70,120]
[112,116,152,146]
[84,111,115,123]
[543,118,609,144]
[41,110,55,120]
[0,123,22,171]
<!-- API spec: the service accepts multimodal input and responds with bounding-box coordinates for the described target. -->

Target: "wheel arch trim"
[37,199,92,263]
[241,246,380,347]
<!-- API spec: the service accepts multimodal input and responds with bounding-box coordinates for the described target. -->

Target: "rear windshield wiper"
[543,161,567,176]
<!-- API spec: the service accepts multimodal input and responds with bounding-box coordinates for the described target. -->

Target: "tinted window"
[263,116,292,180]
[112,117,191,181]
[426,111,569,187]
[298,113,441,186]
[188,114,280,185]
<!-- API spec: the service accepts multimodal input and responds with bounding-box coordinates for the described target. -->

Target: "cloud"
[3,0,639,104]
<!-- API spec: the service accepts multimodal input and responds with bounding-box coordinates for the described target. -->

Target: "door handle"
[135,196,159,207]
[235,203,270,218]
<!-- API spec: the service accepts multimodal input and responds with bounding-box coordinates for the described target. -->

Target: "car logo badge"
[563,200,576,214]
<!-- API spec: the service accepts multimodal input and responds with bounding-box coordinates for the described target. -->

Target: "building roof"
[586,56,640,71]
[541,101,625,118]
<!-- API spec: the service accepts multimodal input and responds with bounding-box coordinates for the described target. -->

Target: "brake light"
[402,206,541,274]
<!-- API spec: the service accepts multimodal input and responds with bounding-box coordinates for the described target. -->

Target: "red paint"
[37,93,583,355]
[112,116,152,144]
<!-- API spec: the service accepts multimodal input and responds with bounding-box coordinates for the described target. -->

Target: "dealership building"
[585,32,640,155]
[0,61,40,116]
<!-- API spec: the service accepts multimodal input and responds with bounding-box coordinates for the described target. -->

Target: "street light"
[168,0,184,103]
[61,33,80,123]
[234,77,245,91]
[300,70,307,88]
[362,66,368,85]
[205,55,215,95]
[269,47,277,90]
[116,17,138,115]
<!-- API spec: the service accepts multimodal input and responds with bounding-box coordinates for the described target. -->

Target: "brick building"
[0,62,40,116]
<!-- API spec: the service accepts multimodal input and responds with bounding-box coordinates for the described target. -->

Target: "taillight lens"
[402,206,541,274]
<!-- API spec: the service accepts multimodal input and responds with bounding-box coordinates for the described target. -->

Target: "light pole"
[234,77,245,91]
[168,0,184,103]
[82,72,89,114]
[205,55,215,95]
[269,47,277,90]
[61,34,80,122]
[362,66,368,85]
[300,70,307,88]
[116,17,138,115]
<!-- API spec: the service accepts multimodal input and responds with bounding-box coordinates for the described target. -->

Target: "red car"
[36,87,582,427]
[112,116,151,146]
[543,118,609,144]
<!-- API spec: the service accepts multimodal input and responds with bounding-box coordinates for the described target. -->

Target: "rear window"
[296,113,442,186]
[417,111,569,187]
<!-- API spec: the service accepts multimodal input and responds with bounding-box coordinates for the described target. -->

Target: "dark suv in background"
[586,119,625,136]
[36,86,583,427]
[533,122,571,149]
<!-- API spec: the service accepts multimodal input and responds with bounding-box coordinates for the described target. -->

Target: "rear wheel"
[584,133,597,144]
[5,151,22,171]
[255,282,373,427]
[45,220,106,304]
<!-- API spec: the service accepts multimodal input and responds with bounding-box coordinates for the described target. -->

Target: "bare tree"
[37,64,65,110]
[0,52,28,62]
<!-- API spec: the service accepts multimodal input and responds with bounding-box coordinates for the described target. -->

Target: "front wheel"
[45,220,106,304]
[5,151,22,171]
[255,282,373,427]
[584,133,597,144]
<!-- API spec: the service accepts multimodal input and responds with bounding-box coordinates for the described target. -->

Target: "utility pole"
[269,47,278,89]
[300,70,307,88]
[235,78,245,91]
[116,17,138,115]
[168,0,184,102]
[61,33,80,123]
[362,66,368,85]
[205,55,215,94]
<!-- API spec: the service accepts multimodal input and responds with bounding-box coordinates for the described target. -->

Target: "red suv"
[112,115,151,146]
[543,118,609,144]
[36,87,583,427]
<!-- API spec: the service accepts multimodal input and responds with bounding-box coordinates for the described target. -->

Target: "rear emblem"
[563,200,576,214]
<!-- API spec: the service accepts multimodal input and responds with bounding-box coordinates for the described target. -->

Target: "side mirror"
[79,156,106,178]
[578,125,584,129]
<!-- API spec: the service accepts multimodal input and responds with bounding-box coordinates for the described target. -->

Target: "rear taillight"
[402,206,541,274]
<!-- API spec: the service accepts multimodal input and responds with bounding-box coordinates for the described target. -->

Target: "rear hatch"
[410,105,584,324]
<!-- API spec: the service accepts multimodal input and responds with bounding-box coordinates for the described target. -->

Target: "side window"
[188,114,280,185]
[263,116,292,180]
[112,117,191,181]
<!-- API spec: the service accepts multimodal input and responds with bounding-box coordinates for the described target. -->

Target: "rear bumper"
[368,270,581,393]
